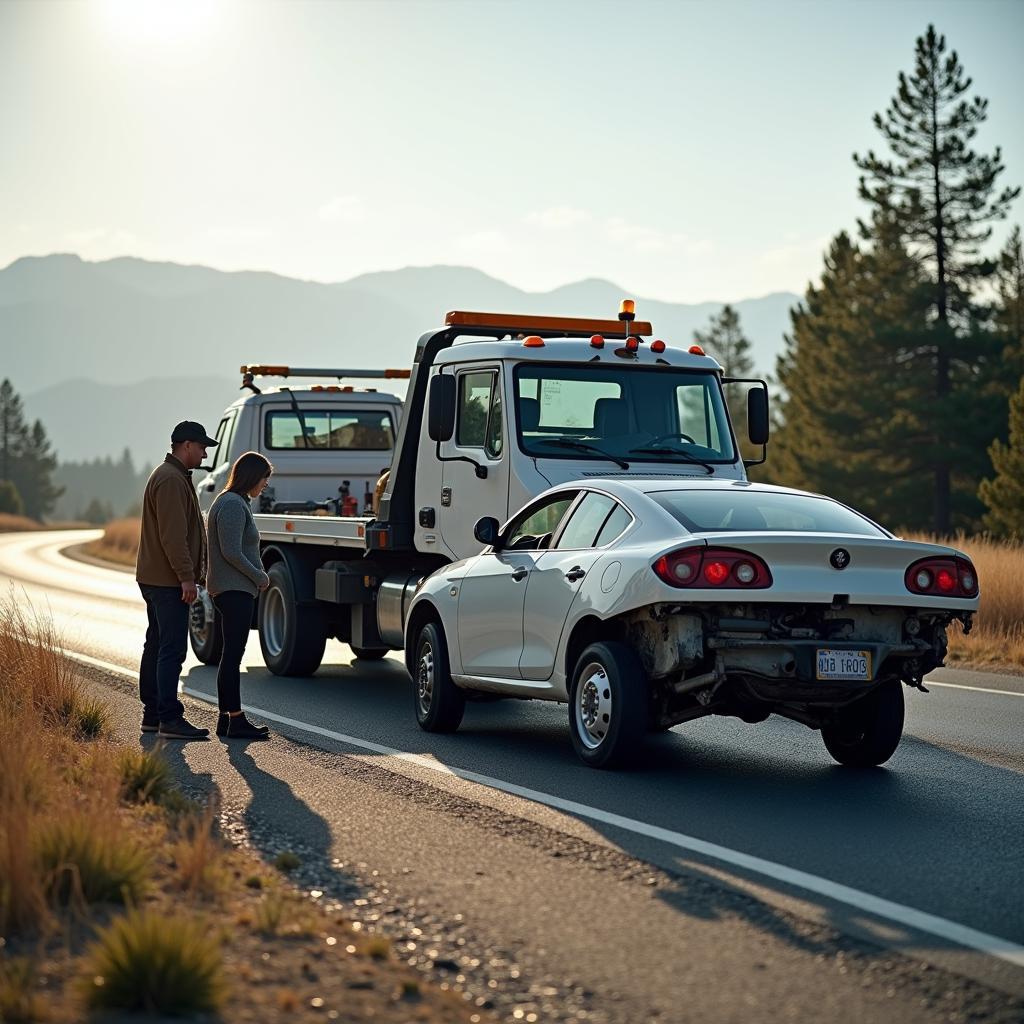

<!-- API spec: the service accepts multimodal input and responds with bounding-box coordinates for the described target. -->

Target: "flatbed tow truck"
[189,302,769,674]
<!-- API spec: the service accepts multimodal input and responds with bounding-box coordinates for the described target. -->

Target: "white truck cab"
[195,367,406,514]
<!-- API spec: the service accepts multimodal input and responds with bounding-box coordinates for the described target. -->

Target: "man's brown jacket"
[135,455,207,587]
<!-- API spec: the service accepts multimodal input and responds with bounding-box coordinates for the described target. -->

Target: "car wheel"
[822,677,905,767]
[188,590,223,665]
[350,645,388,661]
[569,642,648,768]
[413,621,465,732]
[258,561,327,676]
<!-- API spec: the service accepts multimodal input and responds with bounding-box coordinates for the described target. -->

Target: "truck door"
[439,367,509,560]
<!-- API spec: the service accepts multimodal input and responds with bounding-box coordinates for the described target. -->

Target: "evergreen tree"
[994,226,1024,381]
[979,375,1024,538]
[0,480,24,516]
[0,379,27,486]
[13,420,63,520]
[854,25,1020,531]
[695,305,755,377]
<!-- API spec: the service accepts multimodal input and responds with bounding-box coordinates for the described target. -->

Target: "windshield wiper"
[535,438,630,470]
[628,445,715,475]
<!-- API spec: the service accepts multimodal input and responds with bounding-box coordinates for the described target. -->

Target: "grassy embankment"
[0,514,91,533]
[0,596,485,1022]
[83,519,1024,671]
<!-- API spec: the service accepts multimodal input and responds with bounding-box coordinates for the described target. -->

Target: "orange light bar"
[445,310,653,337]
[689,344,706,356]
[241,364,289,375]
[384,368,411,379]
[523,335,545,348]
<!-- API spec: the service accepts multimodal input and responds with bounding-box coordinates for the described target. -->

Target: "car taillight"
[653,547,772,589]
[905,556,978,598]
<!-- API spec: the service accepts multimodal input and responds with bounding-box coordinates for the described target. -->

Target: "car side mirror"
[747,386,769,446]
[428,374,456,442]
[474,516,500,548]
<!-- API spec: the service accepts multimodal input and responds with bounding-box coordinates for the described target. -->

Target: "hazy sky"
[2,0,1022,302]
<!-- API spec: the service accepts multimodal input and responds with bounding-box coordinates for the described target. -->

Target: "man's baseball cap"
[171,421,218,446]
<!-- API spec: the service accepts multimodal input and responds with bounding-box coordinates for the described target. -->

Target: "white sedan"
[404,479,979,769]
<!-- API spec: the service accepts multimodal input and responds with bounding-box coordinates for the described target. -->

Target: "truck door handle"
[204,483,215,492]
[511,566,529,581]
[565,566,586,581]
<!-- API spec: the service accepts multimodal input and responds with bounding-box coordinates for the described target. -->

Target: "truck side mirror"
[747,386,769,446]
[428,375,457,442]
[473,516,500,548]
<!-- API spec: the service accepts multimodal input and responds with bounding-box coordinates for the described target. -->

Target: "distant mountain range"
[1,254,799,465]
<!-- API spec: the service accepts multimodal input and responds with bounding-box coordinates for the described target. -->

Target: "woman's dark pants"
[213,590,255,713]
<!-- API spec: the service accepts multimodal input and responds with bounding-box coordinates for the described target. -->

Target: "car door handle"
[511,566,529,581]
[565,566,586,582]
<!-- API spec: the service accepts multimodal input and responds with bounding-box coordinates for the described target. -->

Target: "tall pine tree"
[853,25,1020,532]
[979,375,1024,538]
[0,379,63,521]
[994,226,1024,381]
[695,305,755,377]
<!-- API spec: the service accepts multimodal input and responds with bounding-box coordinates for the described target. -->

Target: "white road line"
[928,681,1024,698]
[63,646,1024,969]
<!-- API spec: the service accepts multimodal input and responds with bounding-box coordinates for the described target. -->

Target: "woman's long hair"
[223,451,273,496]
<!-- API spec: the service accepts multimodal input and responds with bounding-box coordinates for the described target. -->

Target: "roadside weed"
[273,850,301,873]
[80,907,224,1015]
[0,955,45,1021]
[172,804,225,900]
[117,747,170,804]
[253,889,315,938]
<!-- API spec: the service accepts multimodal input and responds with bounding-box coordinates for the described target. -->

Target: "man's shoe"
[226,713,270,740]
[141,717,159,733]
[158,717,210,740]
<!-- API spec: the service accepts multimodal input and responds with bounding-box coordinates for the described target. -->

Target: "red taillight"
[905,556,978,598]
[653,547,772,589]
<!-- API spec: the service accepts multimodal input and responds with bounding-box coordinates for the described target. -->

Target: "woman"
[207,451,273,739]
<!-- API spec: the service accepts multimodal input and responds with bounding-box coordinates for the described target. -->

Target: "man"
[136,421,218,739]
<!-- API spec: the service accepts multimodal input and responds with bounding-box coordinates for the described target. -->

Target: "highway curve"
[2,528,1023,1023]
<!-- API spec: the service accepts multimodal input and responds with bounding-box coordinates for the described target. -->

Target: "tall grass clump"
[0,955,44,1021]
[83,517,141,567]
[172,804,225,901]
[117,747,171,804]
[80,907,224,1015]
[906,533,1024,668]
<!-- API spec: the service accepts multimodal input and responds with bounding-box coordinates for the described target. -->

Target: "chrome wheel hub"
[263,585,285,658]
[189,590,214,646]
[417,641,434,715]
[575,662,612,749]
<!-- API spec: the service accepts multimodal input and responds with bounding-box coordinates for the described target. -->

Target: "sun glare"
[98,0,219,44]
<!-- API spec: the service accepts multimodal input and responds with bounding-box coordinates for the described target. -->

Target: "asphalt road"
[3,528,1023,1022]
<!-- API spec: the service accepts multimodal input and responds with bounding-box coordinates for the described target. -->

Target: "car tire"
[413,621,465,733]
[350,645,388,661]
[258,561,327,676]
[569,642,648,768]
[188,591,223,665]
[822,677,905,767]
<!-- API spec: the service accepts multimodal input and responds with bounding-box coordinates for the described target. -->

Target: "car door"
[456,491,578,678]
[520,491,634,681]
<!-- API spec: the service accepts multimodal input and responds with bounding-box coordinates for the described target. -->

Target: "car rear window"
[649,490,886,536]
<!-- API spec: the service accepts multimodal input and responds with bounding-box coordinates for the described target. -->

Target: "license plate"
[816,649,872,681]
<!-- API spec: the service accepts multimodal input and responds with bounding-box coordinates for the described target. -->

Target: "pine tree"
[0,480,24,516]
[695,305,755,377]
[979,375,1024,538]
[853,25,1020,531]
[13,420,63,520]
[994,226,1024,381]
[0,379,27,486]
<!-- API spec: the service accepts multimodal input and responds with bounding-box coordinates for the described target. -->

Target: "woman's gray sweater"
[206,491,270,597]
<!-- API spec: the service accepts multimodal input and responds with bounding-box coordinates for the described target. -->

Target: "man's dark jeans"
[139,583,188,723]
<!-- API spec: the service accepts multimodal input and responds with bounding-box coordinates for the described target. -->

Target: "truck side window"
[457,372,495,449]
[211,415,231,469]
[484,383,503,458]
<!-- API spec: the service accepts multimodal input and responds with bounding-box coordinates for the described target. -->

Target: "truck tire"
[188,591,223,665]
[259,561,327,677]
[413,621,465,732]
[350,646,388,661]
[569,642,648,769]
[822,677,904,767]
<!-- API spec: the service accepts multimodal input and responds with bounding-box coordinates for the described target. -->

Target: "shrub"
[0,955,43,1021]
[117,747,170,804]
[80,907,224,1015]
[69,695,109,739]
[172,805,225,900]
[273,850,301,873]
[253,889,314,938]
[35,812,150,907]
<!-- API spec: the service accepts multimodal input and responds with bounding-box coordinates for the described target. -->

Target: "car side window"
[593,502,632,547]
[554,492,616,549]
[457,371,495,448]
[505,494,577,550]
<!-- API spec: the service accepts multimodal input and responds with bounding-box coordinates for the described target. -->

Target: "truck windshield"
[514,365,736,466]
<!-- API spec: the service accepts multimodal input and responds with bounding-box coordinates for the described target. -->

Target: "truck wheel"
[259,561,326,676]
[413,621,464,732]
[188,591,223,665]
[822,677,904,767]
[350,646,388,661]
[569,642,647,769]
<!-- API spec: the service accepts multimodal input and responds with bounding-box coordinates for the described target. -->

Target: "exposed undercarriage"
[621,601,975,732]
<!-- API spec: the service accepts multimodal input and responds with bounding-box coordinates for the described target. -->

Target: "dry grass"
[905,533,1024,671]
[0,512,43,532]
[82,517,140,567]
[171,803,226,901]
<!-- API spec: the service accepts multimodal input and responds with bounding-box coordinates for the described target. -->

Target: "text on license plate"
[816,649,872,681]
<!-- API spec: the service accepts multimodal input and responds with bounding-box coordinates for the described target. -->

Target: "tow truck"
[187,302,769,674]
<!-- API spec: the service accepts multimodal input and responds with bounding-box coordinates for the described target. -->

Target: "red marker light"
[651,339,666,353]
[689,344,706,356]
[523,335,545,348]
[590,334,605,348]
[626,336,639,352]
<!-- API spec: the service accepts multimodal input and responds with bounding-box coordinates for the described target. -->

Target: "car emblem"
[830,548,851,570]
